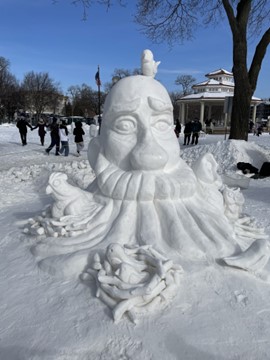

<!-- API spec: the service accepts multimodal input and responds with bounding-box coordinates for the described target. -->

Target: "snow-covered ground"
[1,123,270,360]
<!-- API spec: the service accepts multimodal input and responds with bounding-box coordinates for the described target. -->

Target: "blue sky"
[1,0,270,99]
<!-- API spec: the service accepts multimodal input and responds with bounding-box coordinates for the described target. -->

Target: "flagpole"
[97,65,101,135]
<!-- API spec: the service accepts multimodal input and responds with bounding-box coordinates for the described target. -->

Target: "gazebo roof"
[181,92,232,100]
[205,68,233,77]
[193,79,234,88]
[178,92,261,103]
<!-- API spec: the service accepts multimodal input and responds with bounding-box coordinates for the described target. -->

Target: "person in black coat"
[31,118,47,145]
[16,115,32,146]
[45,117,60,155]
[183,121,193,145]
[174,118,181,138]
[73,121,85,156]
[191,118,202,145]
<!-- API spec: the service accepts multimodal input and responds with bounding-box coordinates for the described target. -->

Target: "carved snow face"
[88,75,197,201]
[100,76,180,172]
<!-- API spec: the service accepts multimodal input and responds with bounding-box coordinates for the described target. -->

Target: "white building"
[177,69,261,127]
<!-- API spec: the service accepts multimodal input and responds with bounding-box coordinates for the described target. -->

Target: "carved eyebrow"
[109,98,141,115]
[148,97,173,112]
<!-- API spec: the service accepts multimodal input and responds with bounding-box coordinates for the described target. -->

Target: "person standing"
[174,118,181,138]
[256,124,263,136]
[58,120,69,156]
[45,117,60,155]
[31,118,47,146]
[191,118,202,145]
[73,121,85,156]
[249,120,254,133]
[16,114,32,146]
[183,121,193,145]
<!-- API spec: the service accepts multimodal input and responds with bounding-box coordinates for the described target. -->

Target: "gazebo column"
[199,101,205,125]
[186,104,189,122]
[208,104,212,120]
[180,103,185,125]
[252,104,257,123]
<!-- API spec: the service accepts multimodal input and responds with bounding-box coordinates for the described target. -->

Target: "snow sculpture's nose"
[130,129,168,170]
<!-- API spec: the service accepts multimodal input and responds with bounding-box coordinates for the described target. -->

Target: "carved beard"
[33,147,240,277]
[92,150,198,201]
[88,149,237,260]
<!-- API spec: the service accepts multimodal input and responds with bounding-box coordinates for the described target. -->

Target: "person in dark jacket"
[183,121,193,145]
[45,117,60,155]
[174,118,181,138]
[191,118,202,145]
[256,124,263,136]
[31,118,47,146]
[73,121,85,156]
[16,114,32,145]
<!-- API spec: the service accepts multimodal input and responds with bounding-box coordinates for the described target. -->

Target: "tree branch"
[249,27,270,91]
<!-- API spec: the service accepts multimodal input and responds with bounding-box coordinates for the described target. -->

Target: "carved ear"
[88,137,101,169]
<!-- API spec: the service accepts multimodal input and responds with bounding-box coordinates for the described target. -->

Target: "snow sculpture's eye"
[114,118,137,134]
[152,118,172,132]
[53,179,61,187]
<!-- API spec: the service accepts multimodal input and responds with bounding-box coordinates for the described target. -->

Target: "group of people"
[175,118,202,145]
[16,114,85,156]
[250,119,270,136]
[45,117,85,157]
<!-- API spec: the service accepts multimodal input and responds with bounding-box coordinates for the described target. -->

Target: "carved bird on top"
[141,49,161,78]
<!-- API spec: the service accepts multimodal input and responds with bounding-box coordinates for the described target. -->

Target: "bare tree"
[169,91,184,120]
[67,84,106,117]
[0,57,20,121]
[21,71,61,119]
[0,57,9,74]
[103,67,142,93]
[63,0,124,19]
[175,75,196,96]
[67,85,80,118]
[135,0,270,141]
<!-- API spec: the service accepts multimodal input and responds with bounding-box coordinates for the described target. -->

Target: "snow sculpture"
[82,244,182,323]
[223,186,245,221]
[46,172,95,218]
[28,49,270,321]
[192,153,224,211]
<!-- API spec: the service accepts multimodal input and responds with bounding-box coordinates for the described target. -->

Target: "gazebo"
[177,69,262,128]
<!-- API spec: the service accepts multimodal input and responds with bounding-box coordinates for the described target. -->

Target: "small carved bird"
[141,49,161,78]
